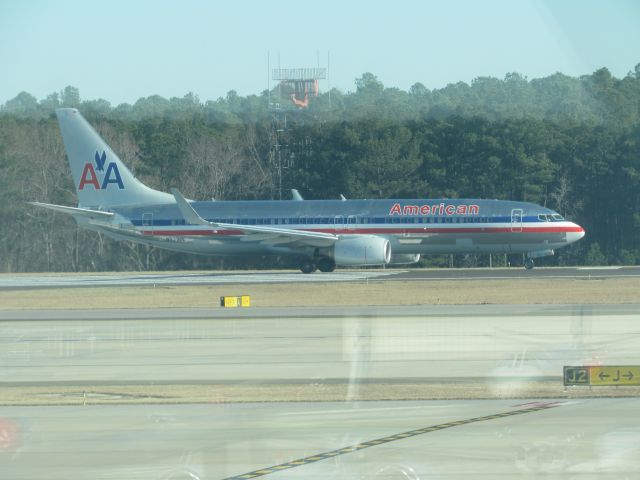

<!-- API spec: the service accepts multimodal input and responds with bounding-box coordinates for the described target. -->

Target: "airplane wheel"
[300,260,316,274]
[317,257,336,273]
[524,258,535,270]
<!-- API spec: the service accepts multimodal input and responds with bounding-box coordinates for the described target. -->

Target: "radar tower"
[268,59,327,199]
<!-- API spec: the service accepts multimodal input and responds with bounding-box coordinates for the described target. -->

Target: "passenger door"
[510,208,523,232]
[142,212,153,235]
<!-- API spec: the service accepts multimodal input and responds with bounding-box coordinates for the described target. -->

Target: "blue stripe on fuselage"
[129,215,557,227]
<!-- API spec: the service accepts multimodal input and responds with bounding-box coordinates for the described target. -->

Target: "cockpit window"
[538,214,549,222]
[552,214,564,221]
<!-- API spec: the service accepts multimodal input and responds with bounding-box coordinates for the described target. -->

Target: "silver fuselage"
[79,198,585,258]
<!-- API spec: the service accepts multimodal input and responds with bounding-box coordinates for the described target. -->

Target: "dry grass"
[0,277,638,309]
[2,382,638,406]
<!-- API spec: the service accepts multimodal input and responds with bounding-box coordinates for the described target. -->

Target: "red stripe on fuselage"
[141,225,584,237]
[141,229,242,236]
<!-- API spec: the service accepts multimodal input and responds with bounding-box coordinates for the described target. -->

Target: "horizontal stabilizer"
[28,202,114,219]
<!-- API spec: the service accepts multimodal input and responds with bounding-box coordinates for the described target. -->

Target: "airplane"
[30,108,585,273]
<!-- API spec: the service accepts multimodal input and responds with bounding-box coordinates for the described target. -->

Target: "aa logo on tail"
[79,151,124,190]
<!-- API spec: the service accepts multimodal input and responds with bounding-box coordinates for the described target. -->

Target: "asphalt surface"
[1,266,639,289]
[1,304,638,479]
[1,303,638,321]
[392,265,640,280]
[1,399,638,479]
[1,305,639,384]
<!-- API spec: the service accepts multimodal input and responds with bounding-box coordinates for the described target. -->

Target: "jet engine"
[333,236,391,266]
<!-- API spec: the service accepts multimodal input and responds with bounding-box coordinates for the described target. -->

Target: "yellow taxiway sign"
[564,366,640,386]
[589,366,640,386]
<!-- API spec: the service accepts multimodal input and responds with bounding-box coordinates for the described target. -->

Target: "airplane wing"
[170,189,338,245]
[28,202,115,219]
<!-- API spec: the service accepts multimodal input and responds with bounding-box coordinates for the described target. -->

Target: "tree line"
[1,65,639,272]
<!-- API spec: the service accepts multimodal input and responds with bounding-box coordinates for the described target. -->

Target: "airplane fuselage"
[81,197,583,260]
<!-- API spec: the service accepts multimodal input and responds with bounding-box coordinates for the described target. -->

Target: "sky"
[1,0,639,106]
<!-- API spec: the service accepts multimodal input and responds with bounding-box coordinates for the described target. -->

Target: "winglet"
[291,189,304,201]
[170,188,209,226]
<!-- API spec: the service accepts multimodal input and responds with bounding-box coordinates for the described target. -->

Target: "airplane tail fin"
[55,108,174,208]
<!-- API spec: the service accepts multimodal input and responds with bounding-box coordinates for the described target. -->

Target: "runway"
[0,270,393,289]
[1,265,639,289]
[1,304,638,479]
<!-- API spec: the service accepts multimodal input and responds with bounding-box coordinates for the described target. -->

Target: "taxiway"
[1,399,638,479]
[1,305,639,384]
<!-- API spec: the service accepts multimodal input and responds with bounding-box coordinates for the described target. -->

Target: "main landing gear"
[524,258,535,270]
[299,257,336,273]
[300,260,316,274]
[317,257,336,273]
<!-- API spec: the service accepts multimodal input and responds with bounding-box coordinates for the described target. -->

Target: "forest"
[1,64,639,272]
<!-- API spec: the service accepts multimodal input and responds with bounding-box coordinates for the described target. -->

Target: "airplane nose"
[566,223,585,243]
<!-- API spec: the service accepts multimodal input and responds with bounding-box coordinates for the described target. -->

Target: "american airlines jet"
[30,109,585,273]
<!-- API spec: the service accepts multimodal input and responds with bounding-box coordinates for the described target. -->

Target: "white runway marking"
[577,266,622,270]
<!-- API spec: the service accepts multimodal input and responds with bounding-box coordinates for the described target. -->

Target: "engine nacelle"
[389,253,421,265]
[529,249,555,259]
[333,236,391,266]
